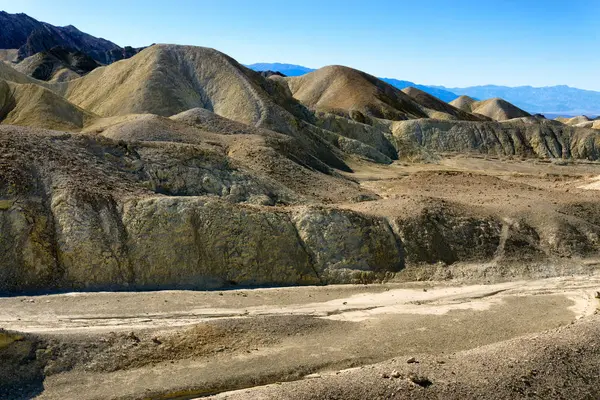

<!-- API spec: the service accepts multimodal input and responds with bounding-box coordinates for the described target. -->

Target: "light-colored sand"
[579,174,600,190]
[8,274,597,400]
[2,276,597,334]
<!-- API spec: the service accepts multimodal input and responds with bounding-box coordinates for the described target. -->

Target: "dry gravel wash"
[212,313,600,400]
[1,275,599,399]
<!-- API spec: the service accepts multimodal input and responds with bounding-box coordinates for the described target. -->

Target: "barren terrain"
[2,158,600,399]
[0,29,600,399]
[2,273,598,400]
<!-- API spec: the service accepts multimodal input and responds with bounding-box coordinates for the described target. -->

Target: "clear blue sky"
[3,0,599,89]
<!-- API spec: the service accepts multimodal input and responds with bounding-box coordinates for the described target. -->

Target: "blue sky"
[3,0,599,89]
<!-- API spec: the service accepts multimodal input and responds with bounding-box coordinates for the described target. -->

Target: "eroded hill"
[0,44,599,294]
[450,95,531,121]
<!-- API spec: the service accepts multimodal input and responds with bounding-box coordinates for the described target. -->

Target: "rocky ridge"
[0,11,142,65]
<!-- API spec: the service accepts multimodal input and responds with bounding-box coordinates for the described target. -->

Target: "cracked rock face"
[391,118,600,161]
[122,198,318,289]
[292,207,404,281]
[393,208,502,265]
[1,187,409,292]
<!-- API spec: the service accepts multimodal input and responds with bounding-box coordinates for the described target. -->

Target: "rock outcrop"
[390,118,600,160]
[1,185,404,292]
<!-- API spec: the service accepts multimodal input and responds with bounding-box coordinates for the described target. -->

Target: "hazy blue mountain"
[247,63,459,102]
[380,78,458,102]
[440,85,600,116]
[246,63,315,77]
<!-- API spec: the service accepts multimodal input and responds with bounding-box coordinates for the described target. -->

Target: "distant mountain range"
[379,78,458,102]
[246,63,314,77]
[437,85,600,117]
[247,63,600,116]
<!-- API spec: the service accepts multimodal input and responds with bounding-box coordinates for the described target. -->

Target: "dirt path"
[2,274,598,399]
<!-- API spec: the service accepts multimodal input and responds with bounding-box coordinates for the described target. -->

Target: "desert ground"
[3,157,600,399]
[3,274,599,399]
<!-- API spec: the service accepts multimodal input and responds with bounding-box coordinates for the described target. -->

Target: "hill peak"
[286,65,428,121]
[450,95,530,121]
[402,87,487,121]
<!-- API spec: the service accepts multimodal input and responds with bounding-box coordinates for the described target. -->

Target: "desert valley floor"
[3,156,600,399]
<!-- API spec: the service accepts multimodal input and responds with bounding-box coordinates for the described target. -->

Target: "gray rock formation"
[390,118,600,160]
[292,207,403,281]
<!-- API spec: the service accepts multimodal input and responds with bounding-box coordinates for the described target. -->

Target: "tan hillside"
[572,119,600,130]
[555,116,569,123]
[450,95,530,121]
[402,87,488,121]
[83,113,215,143]
[449,95,477,111]
[0,50,18,62]
[0,46,391,174]
[171,107,393,165]
[570,115,591,125]
[285,65,428,121]
[49,45,378,171]
[0,79,96,131]
[50,67,81,82]
[472,98,530,121]
[52,44,283,126]
[49,44,361,167]
[0,45,592,167]
[171,106,280,136]
[561,115,591,126]
[0,59,44,85]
